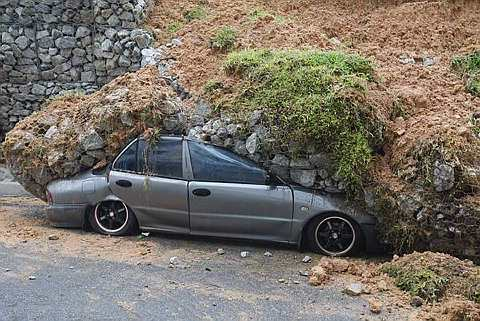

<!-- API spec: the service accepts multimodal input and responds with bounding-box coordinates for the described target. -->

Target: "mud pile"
[2,66,186,200]
[382,251,480,303]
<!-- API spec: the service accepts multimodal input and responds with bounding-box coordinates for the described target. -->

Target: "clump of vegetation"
[248,8,287,24]
[381,252,480,303]
[203,80,224,93]
[222,49,383,191]
[166,21,184,34]
[210,27,237,52]
[183,5,207,22]
[452,51,480,96]
[382,266,449,301]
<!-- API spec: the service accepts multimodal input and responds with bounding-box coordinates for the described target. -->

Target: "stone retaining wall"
[0,0,153,140]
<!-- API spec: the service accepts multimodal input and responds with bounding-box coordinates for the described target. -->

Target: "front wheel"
[306,214,362,256]
[89,200,138,236]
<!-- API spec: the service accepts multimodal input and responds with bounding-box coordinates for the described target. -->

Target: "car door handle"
[115,179,132,188]
[192,188,211,197]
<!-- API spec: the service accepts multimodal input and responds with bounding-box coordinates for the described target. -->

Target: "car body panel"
[46,135,382,253]
[139,176,189,234]
[188,181,293,241]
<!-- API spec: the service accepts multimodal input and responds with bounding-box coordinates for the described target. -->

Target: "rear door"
[141,137,189,233]
[109,137,189,234]
[187,141,293,242]
[109,139,150,221]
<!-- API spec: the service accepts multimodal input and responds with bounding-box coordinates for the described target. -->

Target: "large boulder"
[2,66,185,200]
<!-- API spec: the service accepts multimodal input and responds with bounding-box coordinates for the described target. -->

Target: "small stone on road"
[343,283,364,296]
[302,255,312,263]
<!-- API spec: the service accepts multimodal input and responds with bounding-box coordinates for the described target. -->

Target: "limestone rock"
[433,162,455,192]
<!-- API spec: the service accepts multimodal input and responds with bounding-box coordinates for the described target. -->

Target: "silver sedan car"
[46,136,382,256]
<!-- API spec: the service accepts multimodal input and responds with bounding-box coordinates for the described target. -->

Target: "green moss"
[382,266,449,302]
[183,5,207,22]
[210,27,237,52]
[452,51,480,96]
[222,49,382,191]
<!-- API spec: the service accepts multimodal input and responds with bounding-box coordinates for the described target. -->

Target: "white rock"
[240,251,249,258]
[302,255,312,263]
[343,283,364,296]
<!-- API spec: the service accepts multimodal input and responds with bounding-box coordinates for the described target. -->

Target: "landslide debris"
[146,0,480,259]
[215,49,391,192]
[382,252,480,304]
[308,252,480,320]
[2,66,185,200]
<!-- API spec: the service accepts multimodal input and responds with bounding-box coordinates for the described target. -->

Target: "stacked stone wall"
[0,0,153,140]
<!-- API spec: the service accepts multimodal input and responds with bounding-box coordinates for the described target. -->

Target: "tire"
[89,200,138,236]
[306,214,362,256]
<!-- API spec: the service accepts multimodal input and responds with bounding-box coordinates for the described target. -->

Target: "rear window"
[113,140,138,172]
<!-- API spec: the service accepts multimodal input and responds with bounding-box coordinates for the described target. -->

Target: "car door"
[109,139,150,221]
[109,137,189,234]
[187,141,293,242]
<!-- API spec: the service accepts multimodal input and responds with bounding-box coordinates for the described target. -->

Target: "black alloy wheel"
[306,214,360,256]
[89,200,137,236]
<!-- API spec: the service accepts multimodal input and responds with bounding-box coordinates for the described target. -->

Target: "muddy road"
[0,191,411,321]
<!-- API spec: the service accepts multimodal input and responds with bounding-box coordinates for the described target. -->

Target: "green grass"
[452,51,480,96]
[248,8,287,24]
[166,21,184,33]
[204,80,224,93]
[222,49,382,191]
[183,5,207,22]
[382,266,449,302]
[210,27,237,52]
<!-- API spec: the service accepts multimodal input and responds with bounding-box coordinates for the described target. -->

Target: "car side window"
[145,138,183,179]
[188,141,267,185]
[113,140,138,172]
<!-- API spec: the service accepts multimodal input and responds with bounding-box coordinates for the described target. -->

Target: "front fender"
[290,187,377,244]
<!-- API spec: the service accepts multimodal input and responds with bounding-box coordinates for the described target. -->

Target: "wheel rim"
[314,216,356,256]
[94,201,129,234]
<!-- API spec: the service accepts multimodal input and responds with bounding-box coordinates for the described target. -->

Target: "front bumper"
[46,203,87,228]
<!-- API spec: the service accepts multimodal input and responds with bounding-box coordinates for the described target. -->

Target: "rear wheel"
[89,200,138,236]
[306,214,361,256]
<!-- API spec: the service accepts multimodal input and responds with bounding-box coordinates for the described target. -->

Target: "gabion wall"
[0,0,153,140]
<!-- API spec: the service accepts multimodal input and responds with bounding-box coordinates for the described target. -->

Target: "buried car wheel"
[306,214,362,256]
[89,200,138,236]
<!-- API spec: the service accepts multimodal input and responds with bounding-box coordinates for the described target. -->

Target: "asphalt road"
[0,182,407,321]
[0,243,381,321]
